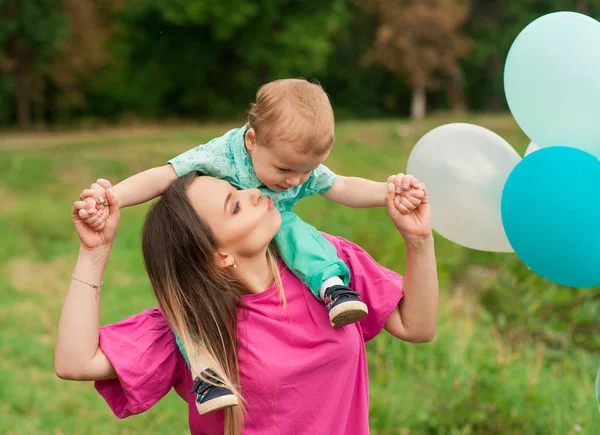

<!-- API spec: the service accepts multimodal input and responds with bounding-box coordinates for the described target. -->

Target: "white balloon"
[406,123,521,252]
[524,141,540,156]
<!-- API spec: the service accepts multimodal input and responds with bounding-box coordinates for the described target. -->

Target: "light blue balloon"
[501,147,600,288]
[505,12,600,157]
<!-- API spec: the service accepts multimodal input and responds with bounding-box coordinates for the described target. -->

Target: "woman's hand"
[72,179,120,251]
[386,174,432,243]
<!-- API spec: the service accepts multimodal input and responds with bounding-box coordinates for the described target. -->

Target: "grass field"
[1,114,598,434]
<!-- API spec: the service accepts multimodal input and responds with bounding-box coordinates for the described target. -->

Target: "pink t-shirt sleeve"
[322,234,404,342]
[94,308,183,418]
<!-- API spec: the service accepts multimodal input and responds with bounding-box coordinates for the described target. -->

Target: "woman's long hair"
[141,172,283,434]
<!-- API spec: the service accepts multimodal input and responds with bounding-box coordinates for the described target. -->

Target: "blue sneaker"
[192,369,239,415]
[324,285,368,328]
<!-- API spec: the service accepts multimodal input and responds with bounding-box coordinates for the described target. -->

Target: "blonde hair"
[142,172,285,435]
[247,78,335,156]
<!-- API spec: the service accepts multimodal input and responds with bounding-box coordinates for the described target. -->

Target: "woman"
[55,172,438,435]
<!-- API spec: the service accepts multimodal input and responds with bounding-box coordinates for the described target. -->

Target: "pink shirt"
[95,235,403,434]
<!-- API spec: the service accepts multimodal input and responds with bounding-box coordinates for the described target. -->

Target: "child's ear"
[216,251,235,269]
[245,128,257,152]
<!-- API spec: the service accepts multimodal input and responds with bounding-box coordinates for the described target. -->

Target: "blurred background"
[1,0,599,128]
[0,1,598,434]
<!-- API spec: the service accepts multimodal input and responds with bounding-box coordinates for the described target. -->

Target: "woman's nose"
[249,188,262,205]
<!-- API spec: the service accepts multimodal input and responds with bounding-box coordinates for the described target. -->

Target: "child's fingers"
[95,179,113,205]
[392,173,420,194]
[96,178,113,190]
[90,183,107,205]
[82,197,98,214]
[80,189,103,208]
[392,173,406,194]
[409,176,421,189]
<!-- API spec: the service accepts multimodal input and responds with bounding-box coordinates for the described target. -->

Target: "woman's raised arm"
[55,179,120,381]
[383,175,439,343]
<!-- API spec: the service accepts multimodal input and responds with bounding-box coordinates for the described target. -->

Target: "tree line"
[0,0,596,128]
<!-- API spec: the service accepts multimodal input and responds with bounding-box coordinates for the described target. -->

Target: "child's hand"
[386,174,432,241]
[387,173,425,214]
[78,180,110,231]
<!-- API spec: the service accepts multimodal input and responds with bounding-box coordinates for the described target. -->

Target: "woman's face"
[186,176,281,259]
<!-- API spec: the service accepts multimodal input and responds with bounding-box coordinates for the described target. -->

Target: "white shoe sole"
[329,301,368,328]
[197,394,240,415]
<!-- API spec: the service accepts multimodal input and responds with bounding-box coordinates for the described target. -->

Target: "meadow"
[1,114,598,434]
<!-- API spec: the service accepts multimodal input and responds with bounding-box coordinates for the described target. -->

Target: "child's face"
[245,128,329,191]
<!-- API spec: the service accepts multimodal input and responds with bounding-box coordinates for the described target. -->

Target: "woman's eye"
[233,201,240,215]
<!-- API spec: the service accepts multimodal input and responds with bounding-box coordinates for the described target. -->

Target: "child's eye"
[233,201,240,215]
[277,167,290,172]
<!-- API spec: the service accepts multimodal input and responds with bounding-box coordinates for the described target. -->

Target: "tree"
[0,0,67,128]
[47,0,126,121]
[85,0,347,120]
[364,0,472,120]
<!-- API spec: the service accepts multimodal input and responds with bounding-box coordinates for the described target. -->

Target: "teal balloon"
[505,12,600,157]
[501,147,600,288]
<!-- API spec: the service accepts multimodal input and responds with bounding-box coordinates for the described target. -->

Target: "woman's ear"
[245,127,257,152]
[216,251,235,269]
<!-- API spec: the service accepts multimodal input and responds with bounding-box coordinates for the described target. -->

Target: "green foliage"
[85,0,346,120]
[463,0,600,110]
[480,254,600,352]
[4,0,600,123]
[0,0,68,127]
[0,0,68,68]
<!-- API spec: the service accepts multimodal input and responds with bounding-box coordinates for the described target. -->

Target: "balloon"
[406,123,521,252]
[501,147,600,288]
[524,141,540,156]
[505,12,600,157]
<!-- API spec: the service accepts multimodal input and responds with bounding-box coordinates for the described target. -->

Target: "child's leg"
[174,330,238,414]
[275,211,349,298]
[274,212,368,326]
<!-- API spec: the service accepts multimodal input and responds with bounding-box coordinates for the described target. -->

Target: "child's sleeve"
[168,129,238,178]
[305,164,337,195]
[168,143,219,177]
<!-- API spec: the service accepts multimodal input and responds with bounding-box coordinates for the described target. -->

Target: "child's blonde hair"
[248,78,335,156]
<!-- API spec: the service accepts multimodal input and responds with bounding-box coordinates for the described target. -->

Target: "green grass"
[0,115,598,434]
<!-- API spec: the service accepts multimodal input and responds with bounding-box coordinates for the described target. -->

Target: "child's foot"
[192,368,239,415]
[324,285,368,328]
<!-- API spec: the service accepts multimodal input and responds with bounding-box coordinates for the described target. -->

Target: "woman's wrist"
[403,234,434,252]
[78,244,112,264]
[74,245,110,288]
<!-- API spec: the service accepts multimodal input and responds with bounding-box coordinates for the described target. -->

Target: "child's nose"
[286,175,302,186]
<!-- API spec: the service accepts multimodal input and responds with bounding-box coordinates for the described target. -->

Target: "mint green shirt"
[168,125,337,212]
